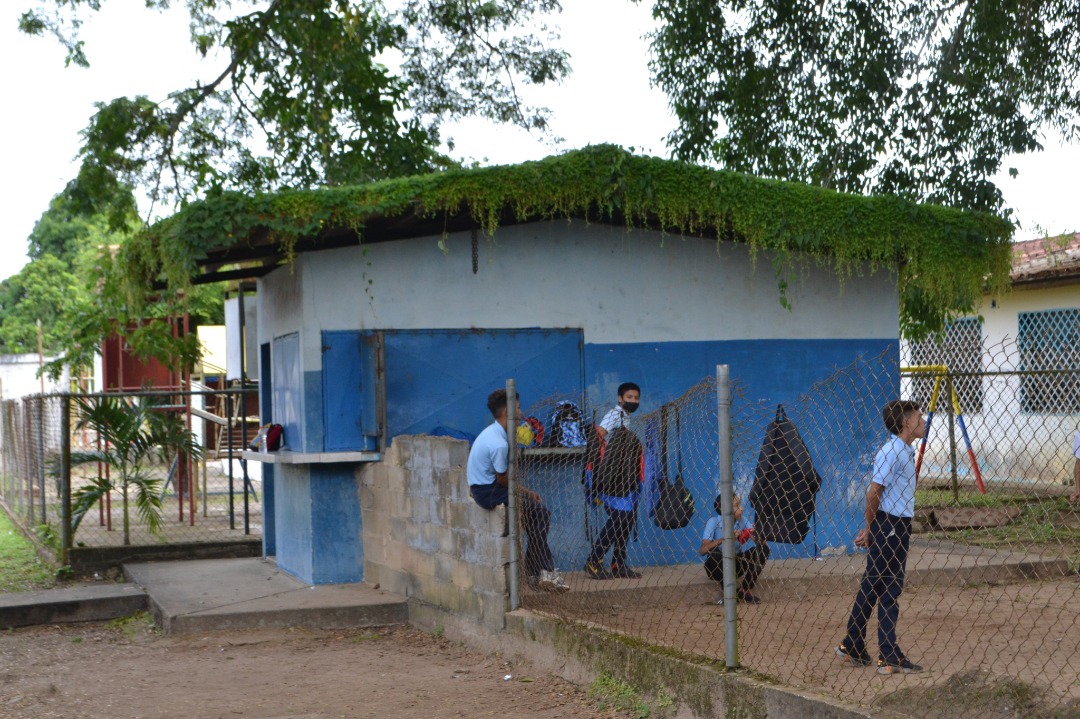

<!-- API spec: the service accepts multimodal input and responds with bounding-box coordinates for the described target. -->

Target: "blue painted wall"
[523,337,899,568]
[274,465,313,582]
[272,463,363,584]
[269,328,897,580]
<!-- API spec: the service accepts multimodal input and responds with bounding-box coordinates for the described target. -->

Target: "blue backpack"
[548,401,587,448]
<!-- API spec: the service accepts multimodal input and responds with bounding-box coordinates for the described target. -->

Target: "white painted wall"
[0,354,70,400]
[901,283,1080,487]
[258,221,899,371]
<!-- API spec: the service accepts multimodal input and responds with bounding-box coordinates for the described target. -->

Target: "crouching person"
[467,389,569,593]
[700,494,770,604]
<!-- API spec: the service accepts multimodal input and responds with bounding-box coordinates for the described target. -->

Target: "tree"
[644,0,1080,216]
[0,256,82,355]
[69,394,202,545]
[20,0,570,218]
[0,180,223,375]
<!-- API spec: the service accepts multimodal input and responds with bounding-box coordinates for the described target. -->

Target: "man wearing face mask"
[584,382,644,579]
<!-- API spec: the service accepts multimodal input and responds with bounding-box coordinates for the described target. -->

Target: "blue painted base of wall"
[272,464,364,585]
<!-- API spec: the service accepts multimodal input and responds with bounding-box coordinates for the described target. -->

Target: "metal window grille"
[909,318,984,413]
[1018,308,1080,413]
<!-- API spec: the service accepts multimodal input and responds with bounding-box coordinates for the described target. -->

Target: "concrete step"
[125,558,409,634]
[0,583,148,629]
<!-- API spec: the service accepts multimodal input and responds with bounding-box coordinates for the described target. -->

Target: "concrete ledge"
[407,601,895,719]
[69,540,262,576]
[158,600,409,634]
[0,583,147,629]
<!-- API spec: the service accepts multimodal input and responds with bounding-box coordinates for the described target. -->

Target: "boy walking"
[836,400,925,674]
[584,382,644,579]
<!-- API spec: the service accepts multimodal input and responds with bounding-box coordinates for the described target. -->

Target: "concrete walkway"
[0,557,407,634]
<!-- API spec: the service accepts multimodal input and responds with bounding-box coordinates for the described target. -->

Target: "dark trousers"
[470,483,554,577]
[843,511,911,662]
[704,542,770,591]
[587,506,636,568]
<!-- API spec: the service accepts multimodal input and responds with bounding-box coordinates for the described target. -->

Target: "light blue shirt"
[873,434,917,518]
[467,422,507,487]
[701,513,753,558]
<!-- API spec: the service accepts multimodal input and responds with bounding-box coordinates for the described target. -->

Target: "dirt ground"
[527,577,1080,719]
[0,622,631,719]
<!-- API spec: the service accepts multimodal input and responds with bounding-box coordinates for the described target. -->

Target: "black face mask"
[621,401,639,414]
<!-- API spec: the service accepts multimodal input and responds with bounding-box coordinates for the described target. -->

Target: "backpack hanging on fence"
[592,426,643,498]
[547,400,587,448]
[749,404,822,544]
[651,404,695,530]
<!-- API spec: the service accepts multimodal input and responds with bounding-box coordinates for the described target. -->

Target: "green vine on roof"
[121,144,1014,339]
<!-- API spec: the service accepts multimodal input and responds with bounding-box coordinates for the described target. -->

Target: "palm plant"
[70,395,202,545]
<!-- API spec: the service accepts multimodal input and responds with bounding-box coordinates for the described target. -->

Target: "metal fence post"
[60,393,72,567]
[36,396,47,525]
[716,364,738,668]
[226,392,236,530]
[506,379,520,611]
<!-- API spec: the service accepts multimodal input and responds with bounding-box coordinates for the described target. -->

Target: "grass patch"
[878,669,1078,719]
[933,501,1080,554]
[915,488,1029,509]
[918,493,1080,567]
[0,509,56,593]
[107,611,157,638]
[588,673,656,719]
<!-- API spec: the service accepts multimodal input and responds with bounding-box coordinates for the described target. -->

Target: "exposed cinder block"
[433,553,454,583]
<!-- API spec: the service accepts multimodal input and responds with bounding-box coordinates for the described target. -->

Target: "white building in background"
[0,354,70,400]
[903,234,1080,487]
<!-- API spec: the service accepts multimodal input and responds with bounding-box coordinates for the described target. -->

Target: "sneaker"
[610,564,642,579]
[877,656,923,675]
[539,570,570,593]
[737,589,761,604]
[835,643,873,667]
[584,561,613,580]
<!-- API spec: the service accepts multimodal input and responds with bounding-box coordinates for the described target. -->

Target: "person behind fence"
[467,389,569,593]
[584,382,644,580]
[700,494,769,604]
[836,399,925,675]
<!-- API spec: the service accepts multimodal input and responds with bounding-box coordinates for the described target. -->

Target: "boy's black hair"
[713,494,740,515]
[882,400,920,436]
[486,389,520,418]
[618,382,641,398]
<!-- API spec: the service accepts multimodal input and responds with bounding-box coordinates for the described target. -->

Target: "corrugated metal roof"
[1011,233,1080,285]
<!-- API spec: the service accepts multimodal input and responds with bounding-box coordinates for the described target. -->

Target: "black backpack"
[749,404,822,544]
[651,404,695,530]
[592,426,643,498]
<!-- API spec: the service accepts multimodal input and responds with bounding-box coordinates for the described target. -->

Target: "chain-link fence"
[513,339,1079,718]
[0,387,262,565]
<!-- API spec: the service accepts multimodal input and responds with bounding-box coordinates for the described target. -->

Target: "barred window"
[909,318,983,414]
[1018,308,1080,413]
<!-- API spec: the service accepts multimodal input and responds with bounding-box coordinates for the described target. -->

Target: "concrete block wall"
[358,435,510,630]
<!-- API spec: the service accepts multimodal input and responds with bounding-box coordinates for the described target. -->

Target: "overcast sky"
[2,0,1077,284]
